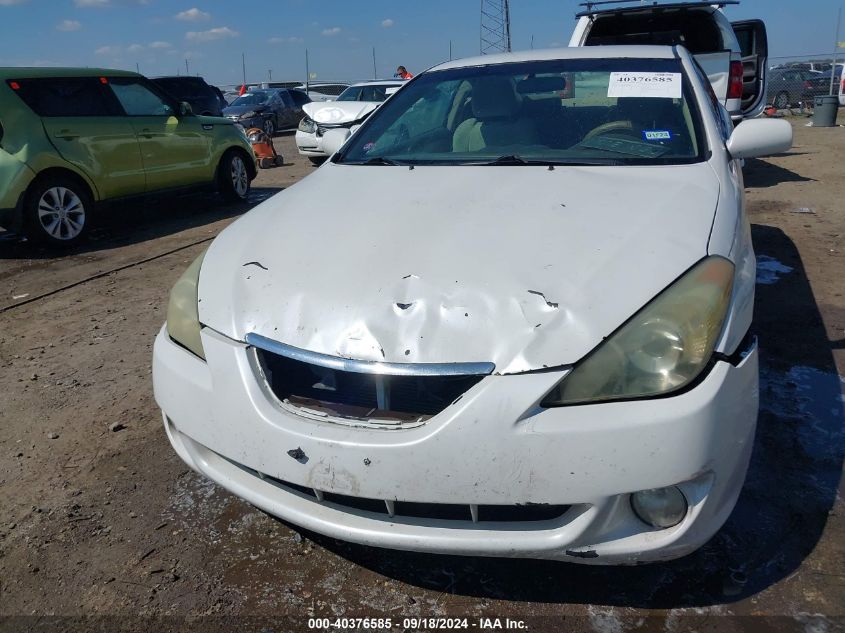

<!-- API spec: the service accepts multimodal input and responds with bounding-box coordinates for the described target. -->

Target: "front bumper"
[295,130,326,157]
[153,326,759,564]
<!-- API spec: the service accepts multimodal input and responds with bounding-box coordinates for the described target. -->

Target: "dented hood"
[198,162,719,374]
[302,101,380,124]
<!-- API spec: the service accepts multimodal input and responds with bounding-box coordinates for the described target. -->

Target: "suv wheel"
[218,150,251,202]
[263,118,275,136]
[24,176,91,246]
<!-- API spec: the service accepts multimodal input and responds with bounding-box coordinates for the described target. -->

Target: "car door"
[731,20,768,117]
[18,76,146,199]
[107,76,213,191]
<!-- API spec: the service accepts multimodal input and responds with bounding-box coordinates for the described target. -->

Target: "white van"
[569,1,768,120]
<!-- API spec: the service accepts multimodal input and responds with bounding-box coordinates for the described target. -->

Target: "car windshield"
[337,58,705,166]
[231,91,271,106]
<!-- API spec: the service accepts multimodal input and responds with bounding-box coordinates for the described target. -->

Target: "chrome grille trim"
[246,332,495,377]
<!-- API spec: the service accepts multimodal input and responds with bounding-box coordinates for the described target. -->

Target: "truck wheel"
[774,91,790,109]
[218,150,251,202]
[23,175,92,246]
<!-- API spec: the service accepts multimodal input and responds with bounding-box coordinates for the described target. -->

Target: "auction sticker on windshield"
[607,72,682,98]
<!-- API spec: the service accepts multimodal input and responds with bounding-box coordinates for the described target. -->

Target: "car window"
[290,90,310,106]
[360,85,394,102]
[231,92,271,106]
[109,78,175,116]
[337,86,363,101]
[153,77,208,98]
[279,91,294,108]
[585,9,725,53]
[9,77,116,117]
[339,58,705,166]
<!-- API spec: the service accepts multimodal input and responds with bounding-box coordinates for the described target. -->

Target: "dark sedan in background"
[222,88,309,135]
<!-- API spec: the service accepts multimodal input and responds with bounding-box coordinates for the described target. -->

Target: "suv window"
[279,90,294,108]
[109,78,175,116]
[9,77,116,117]
[289,90,310,106]
[585,9,724,53]
[153,77,208,98]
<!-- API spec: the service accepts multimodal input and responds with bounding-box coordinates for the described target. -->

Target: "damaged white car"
[295,80,405,163]
[153,46,792,564]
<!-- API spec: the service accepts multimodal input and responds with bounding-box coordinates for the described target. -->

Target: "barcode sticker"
[607,72,682,98]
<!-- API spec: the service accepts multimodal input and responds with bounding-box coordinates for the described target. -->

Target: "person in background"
[395,66,413,80]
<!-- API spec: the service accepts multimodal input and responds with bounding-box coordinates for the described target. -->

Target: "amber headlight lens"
[166,251,206,359]
[298,116,316,133]
[542,256,734,405]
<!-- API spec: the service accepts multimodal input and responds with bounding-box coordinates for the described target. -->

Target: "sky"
[0,0,842,87]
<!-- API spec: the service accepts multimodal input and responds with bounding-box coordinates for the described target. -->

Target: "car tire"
[774,91,790,109]
[263,118,275,137]
[23,175,92,247]
[308,157,326,166]
[218,150,251,202]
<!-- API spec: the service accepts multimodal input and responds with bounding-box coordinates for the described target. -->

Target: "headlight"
[238,111,257,120]
[542,256,734,405]
[166,251,206,359]
[298,116,316,133]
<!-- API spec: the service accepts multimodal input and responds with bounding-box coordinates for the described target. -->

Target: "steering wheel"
[583,121,640,141]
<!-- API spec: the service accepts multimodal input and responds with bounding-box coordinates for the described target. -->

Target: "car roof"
[0,67,141,80]
[576,1,736,18]
[152,75,209,82]
[431,45,678,72]
[348,80,406,87]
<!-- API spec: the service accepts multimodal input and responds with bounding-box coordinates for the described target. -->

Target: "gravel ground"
[0,121,843,632]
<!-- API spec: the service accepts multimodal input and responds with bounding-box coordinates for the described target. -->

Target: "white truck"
[569,0,768,120]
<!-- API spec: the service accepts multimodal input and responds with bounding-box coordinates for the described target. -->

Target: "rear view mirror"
[179,101,193,117]
[726,119,792,159]
[517,76,566,94]
[322,128,351,156]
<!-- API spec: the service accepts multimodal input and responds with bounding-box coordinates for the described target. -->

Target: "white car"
[296,80,405,163]
[153,45,792,564]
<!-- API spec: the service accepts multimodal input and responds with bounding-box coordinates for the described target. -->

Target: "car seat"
[452,76,539,152]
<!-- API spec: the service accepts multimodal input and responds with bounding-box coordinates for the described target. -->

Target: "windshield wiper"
[345,156,406,166]
[469,154,622,166]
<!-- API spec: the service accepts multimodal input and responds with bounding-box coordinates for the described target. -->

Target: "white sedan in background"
[154,45,792,564]
[295,80,405,163]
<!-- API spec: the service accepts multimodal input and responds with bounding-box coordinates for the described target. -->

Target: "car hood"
[198,162,720,374]
[303,101,380,124]
[222,104,265,117]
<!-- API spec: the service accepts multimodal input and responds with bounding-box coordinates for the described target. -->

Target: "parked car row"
[766,64,844,109]
[223,87,310,136]
[0,68,257,245]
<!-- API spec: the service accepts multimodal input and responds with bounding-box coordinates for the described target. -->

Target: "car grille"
[254,348,486,426]
[225,456,571,526]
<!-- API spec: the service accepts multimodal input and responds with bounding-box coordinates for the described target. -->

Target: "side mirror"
[322,128,351,156]
[726,119,792,159]
[178,101,193,117]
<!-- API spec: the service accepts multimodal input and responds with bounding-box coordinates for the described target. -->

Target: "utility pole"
[241,52,246,87]
[831,8,842,96]
[372,47,377,79]
[449,40,453,60]
[136,62,140,73]
[268,69,272,81]
[185,58,189,75]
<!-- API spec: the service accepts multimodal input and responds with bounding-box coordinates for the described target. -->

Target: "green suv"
[0,67,257,245]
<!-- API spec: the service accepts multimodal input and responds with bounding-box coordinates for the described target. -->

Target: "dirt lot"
[1,120,843,632]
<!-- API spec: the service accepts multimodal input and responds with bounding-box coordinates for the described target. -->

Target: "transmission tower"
[480,0,511,55]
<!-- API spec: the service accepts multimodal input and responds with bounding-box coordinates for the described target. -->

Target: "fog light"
[631,486,688,529]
